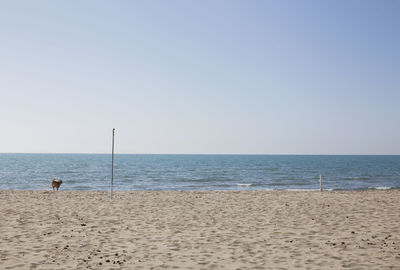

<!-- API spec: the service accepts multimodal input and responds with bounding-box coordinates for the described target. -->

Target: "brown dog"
[52,178,63,191]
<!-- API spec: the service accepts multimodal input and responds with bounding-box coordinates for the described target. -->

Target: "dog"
[52,178,63,191]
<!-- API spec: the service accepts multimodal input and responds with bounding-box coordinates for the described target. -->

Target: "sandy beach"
[1,190,399,269]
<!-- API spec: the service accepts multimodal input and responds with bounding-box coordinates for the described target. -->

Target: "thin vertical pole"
[320,174,323,192]
[111,128,115,200]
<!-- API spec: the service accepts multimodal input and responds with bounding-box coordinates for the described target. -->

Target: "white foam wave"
[369,186,392,190]
[286,188,334,192]
[286,188,318,191]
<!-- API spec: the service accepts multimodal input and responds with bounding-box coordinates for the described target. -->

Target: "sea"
[0,154,399,191]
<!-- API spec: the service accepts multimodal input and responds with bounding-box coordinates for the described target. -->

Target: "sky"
[0,0,399,154]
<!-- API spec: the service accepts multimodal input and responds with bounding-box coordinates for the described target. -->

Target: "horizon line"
[0,152,399,156]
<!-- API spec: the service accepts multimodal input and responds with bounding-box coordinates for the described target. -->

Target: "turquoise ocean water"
[0,154,399,191]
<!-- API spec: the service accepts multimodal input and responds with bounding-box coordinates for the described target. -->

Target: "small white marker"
[320,174,323,192]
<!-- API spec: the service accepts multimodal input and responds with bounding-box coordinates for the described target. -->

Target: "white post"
[111,128,115,200]
[320,174,323,192]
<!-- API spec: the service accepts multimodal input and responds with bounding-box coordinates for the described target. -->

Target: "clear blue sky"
[1,0,399,154]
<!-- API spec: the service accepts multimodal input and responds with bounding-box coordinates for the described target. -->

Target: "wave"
[331,186,398,191]
[343,177,370,181]
[368,186,392,190]
[178,177,233,183]
[286,188,321,191]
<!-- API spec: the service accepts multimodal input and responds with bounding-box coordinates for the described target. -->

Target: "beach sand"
[0,190,399,269]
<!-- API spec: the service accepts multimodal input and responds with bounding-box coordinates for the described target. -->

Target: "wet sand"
[0,190,399,269]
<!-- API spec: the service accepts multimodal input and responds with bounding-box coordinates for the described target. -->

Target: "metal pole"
[111,128,115,200]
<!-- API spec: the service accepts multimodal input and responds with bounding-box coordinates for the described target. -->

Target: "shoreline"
[1,190,399,269]
[0,187,399,192]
